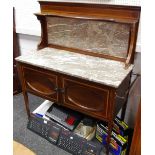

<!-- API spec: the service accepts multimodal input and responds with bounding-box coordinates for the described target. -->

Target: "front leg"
[23,91,30,118]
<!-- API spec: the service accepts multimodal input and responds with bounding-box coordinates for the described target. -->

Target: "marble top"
[15,47,133,88]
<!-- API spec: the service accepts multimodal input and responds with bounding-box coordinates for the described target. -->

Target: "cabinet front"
[23,67,59,102]
[61,78,109,119]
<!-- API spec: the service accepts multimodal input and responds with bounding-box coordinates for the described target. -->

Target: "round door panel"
[23,67,58,99]
[62,78,109,115]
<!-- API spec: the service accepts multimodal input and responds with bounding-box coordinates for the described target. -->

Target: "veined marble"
[47,17,130,58]
[15,47,133,88]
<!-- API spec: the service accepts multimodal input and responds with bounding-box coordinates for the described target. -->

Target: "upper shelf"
[38,0,141,7]
[38,1,141,23]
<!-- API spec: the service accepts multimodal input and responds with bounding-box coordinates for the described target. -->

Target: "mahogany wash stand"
[16,1,141,154]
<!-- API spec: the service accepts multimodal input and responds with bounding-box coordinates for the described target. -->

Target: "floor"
[13,93,109,155]
[13,93,71,155]
[13,140,35,155]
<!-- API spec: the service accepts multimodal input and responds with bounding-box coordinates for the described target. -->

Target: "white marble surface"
[16,47,133,88]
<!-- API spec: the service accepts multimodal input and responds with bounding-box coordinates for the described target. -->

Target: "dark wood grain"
[13,7,22,95]
[17,62,117,120]
[35,2,140,66]
[129,100,141,155]
[16,2,141,154]
[23,67,59,102]
[39,1,140,23]
[36,14,48,50]
[17,52,132,154]
[61,77,110,120]
[125,22,139,67]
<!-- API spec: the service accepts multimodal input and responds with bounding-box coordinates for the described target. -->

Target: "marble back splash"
[47,17,130,58]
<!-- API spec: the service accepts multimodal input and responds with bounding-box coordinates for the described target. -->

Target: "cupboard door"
[61,78,110,119]
[23,67,58,102]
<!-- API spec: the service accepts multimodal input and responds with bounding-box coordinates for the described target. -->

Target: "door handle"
[54,87,65,93]
[54,87,59,92]
[60,88,65,93]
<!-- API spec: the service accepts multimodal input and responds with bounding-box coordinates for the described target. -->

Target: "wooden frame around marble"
[35,2,140,67]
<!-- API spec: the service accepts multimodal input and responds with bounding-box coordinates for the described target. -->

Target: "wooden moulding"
[35,1,141,67]
[36,15,48,50]
[38,1,140,23]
